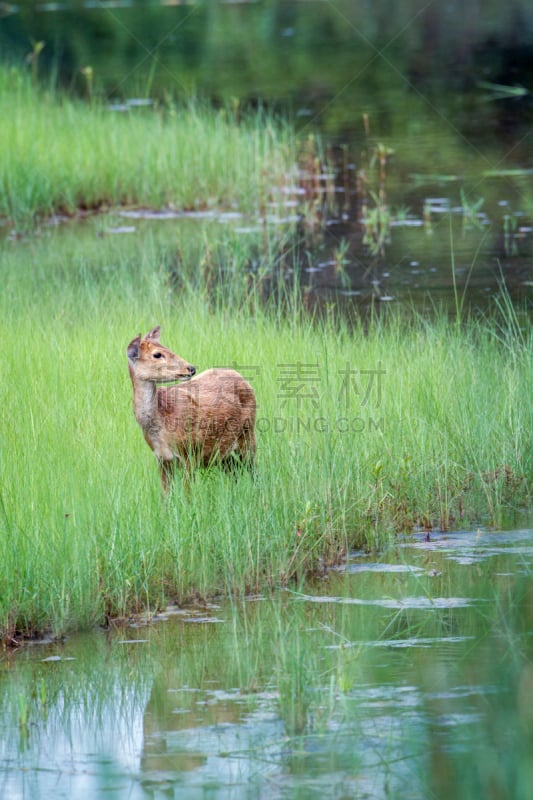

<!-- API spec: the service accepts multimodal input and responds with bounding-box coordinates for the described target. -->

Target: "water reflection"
[0,528,532,798]
[14,198,530,317]
[1,1,532,312]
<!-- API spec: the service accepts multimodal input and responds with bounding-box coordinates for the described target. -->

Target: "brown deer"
[127,327,256,491]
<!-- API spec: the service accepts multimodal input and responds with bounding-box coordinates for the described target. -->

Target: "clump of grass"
[0,64,297,228]
[0,225,531,643]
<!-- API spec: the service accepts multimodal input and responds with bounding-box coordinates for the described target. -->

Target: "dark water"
[1,528,533,799]
[1,1,532,312]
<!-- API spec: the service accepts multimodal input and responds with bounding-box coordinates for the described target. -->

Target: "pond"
[1,528,533,799]
[0,6,532,798]
[1,0,532,313]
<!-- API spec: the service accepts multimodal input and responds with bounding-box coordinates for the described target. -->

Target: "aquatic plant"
[354,138,395,257]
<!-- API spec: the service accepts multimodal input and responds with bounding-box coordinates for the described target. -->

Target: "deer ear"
[144,326,161,343]
[127,334,141,361]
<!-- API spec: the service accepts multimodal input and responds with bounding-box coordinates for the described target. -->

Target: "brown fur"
[126,326,256,491]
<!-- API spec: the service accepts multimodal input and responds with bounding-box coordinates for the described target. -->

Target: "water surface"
[1,0,532,313]
[2,527,532,799]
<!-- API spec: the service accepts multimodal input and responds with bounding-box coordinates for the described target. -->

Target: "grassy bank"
[0,64,297,227]
[0,226,531,642]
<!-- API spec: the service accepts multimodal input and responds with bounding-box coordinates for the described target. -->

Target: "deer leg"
[159,459,176,494]
[237,427,256,476]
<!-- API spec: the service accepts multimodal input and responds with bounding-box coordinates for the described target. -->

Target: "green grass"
[0,64,296,227]
[0,224,531,643]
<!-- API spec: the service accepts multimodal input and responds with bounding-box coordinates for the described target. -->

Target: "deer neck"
[129,368,160,431]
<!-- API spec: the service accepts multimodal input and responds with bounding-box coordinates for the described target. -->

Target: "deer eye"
[153,352,163,359]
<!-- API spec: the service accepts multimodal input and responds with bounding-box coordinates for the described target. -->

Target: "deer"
[126,326,256,492]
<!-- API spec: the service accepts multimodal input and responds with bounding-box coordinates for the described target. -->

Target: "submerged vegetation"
[0,223,531,644]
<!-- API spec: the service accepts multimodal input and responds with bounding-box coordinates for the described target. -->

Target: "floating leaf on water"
[119,208,184,220]
[105,226,136,235]
[126,98,154,107]
[41,655,76,662]
[341,563,425,574]
[295,593,478,609]
[217,212,243,221]
[390,219,424,227]
[117,639,149,644]
[324,635,475,650]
